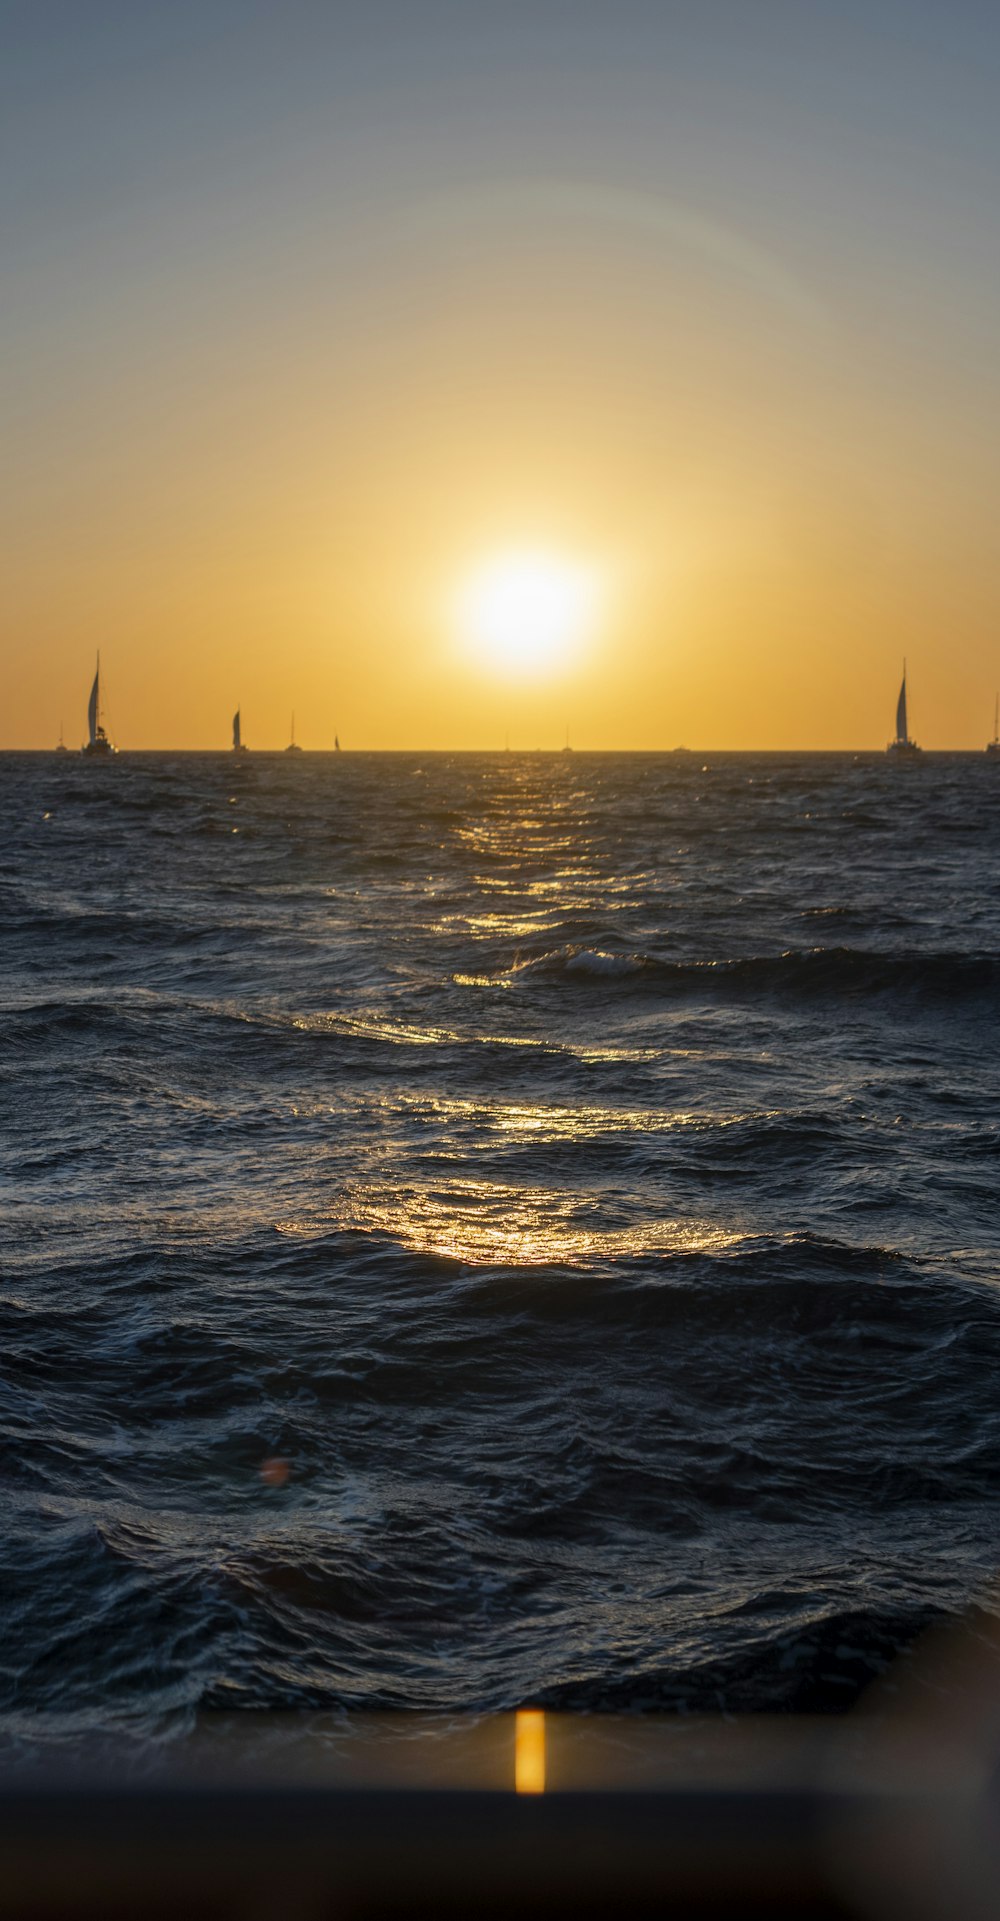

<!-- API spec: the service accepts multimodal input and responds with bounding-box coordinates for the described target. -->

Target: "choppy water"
[2,749,999,1751]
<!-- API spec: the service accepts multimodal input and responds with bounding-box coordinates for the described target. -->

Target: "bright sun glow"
[456,550,599,678]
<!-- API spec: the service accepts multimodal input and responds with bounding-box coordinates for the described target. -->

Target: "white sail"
[88,666,99,746]
[233,709,241,751]
[895,674,907,745]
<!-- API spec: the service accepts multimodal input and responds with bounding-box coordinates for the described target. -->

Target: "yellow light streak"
[515,1710,546,1794]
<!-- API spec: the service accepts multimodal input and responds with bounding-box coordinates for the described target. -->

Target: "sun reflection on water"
[279,1177,738,1267]
[393,1094,775,1141]
[292,1010,661,1063]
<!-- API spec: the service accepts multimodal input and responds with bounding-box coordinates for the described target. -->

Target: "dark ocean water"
[2,749,999,1755]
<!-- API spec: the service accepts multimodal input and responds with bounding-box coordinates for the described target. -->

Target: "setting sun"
[456,551,600,680]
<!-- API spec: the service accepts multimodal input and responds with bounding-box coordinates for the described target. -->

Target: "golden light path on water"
[281,777,755,1265]
[277,1176,740,1267]
[292,1010,663,1064]
[388,1093,780,1142]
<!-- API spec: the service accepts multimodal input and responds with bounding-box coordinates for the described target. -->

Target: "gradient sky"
[5,0,1000,747]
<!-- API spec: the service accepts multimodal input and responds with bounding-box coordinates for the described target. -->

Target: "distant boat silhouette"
[886,661,921,758]
[55,720,69,754]
[285,712,303,754]
[334,735,341,752]
[561,724,573,754]
[988,694,1000,757]
[232,708,249,754]
[81,654,116,756]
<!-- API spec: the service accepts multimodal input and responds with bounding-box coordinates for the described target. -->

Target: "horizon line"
[2,745,996,757]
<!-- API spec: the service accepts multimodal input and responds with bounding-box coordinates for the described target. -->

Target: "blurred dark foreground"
[5,1615,1000,1921]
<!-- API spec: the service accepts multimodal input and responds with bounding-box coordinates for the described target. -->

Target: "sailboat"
[334,735,341,753]
[232,708,249,754]
[81,654,116,756]
[55,720,69,755]
[987,695,1000,757]
[285,712,303,754]
[886,661,921,758]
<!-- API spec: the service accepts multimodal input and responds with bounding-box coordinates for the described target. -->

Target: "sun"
[455,550,599,679]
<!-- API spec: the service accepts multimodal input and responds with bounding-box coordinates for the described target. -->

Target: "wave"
[490,944,1000,1004]
[533,1604,946,1714]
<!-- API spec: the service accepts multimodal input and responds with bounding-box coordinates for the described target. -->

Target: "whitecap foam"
[565,947,645,976]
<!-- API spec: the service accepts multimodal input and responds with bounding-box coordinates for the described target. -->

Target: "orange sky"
[5,6,1000,749]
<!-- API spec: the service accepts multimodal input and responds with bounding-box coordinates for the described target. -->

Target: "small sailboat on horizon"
[285,712,303,754]
[886,661,921,758]
[55,720,69,754]
[232,708,249,754]
[81,654,116,756]
[987,694,1000,757]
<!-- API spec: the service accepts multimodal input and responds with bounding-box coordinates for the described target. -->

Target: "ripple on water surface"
[1,750,999,1749]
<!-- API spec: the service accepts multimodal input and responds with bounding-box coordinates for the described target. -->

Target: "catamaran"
[886,662,921,758]
[285,712,303,754]
[82,654,116,756]
[987,695,1000,757]
[232,709,248,754]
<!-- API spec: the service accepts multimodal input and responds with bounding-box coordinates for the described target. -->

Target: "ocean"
[2,749,999,1755]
